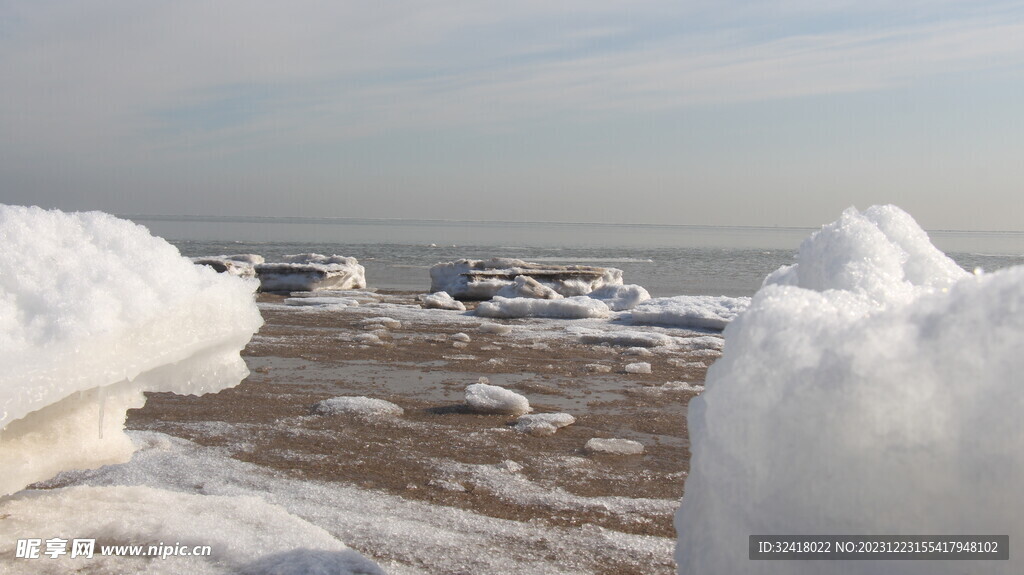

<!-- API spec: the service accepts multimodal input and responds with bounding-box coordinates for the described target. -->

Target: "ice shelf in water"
[255,253,366,292]
[430,258,623,300]
[676,205,1024,575]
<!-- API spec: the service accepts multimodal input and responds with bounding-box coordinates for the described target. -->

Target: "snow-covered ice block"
[624,362,652,374]
[476,296,611,319]
[0,205,263,496]
[0,484,384,574]
[588,283,651,311]
[514,413,576,436]
[495,275,563,299]
[419,290,467,311]
[311,396,404,419]
[465,380,532,415]
[192,254,264,278]
[675,206,1024,575]
[256,253,366,292]
[430,258,623,300]
[585,438,645,455]
[627,295,750,330]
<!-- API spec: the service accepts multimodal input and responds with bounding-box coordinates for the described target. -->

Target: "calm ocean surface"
[130,215,1024,298]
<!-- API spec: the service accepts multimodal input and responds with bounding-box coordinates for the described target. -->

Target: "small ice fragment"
[514,413,576,436]
[451,332,472,343]
[625,362,652,374]
[420,291,466,311]
[310,396,404,418]
[497,460,523,473]
[465,382,531,415]
[479,323,514,335]
[585,438,645,455]
[586,364,613,373]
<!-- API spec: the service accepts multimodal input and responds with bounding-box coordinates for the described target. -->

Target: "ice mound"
[0,205,262,496]
[0,485,383,575]
[675,205,1024,575]
[584,438,645,455]
[476,296,612,319]
[514,413,576,436]
[430,258,623,300]
[192,254,264,278]
[255,253,366,292]
[311,396,404,419]
[495,275,563,299]
[419,290,467,311]
[627,295,750,330]
[465,380,532,415]
[587,284,651,311]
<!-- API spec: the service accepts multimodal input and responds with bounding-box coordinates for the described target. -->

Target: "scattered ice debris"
[310,396,404,419]
[624,362,652,374]
[360,317,402,330]
[476,296,612,319]
[667,358,708,369]
[587,284,651,311]
[675,335,724,351]
[451,332,472,343]
[622,347,653,356]
[480,344,502,351]
[497,460,524,473]
[514,413,576,436]
[465,379,532,415]
[419,290,467,311]
[0,484,384,575]
[0,205,262,496]
[284,296,360,308]
[495,275,563,299]
[452,341,469,349]
[192,254,264,278]
[427,478,468,492]
[627,295,750,330]
[578,330,674,348]
[479,323,514,335]
[584,438,645,455]
[352,333,382,345]
[586,364,613,373]
[430,258,623,300]
[255,254,366,292]
[658,381,704,393]
[443,354,477,361]
[677,205,1023,575]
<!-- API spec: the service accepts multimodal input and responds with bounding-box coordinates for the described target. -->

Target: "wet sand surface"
[126,290,714,573]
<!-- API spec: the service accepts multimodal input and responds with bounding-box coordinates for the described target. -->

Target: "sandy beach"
[119,290,713,573]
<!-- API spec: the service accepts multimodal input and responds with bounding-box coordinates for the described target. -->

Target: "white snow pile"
[0,485,383,575]
[587,284,651,311]
[513,413,576,436]
[476,296,611,319]
[419,290,466,311]
[465,379,532,415]
[584,438,645,455]
[578,330,674,348]
[430,258,623,300]
[624,362,652,374]
[0,205,263,496]
[192,254,264,278]
[255,253,366,292]
[676,205,1024,575]
[311,396,404,419]
[627,295,750,330]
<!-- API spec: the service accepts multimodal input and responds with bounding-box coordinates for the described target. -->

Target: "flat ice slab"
[311,396,404,419]
[430,258,623,300]
[585,438,645,455]
[192,254,264,278]
[256,254,366,292]
[626,295,750,330]
[476,296,612,319]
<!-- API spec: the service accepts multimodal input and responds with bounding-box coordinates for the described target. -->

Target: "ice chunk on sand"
[311,396,404,419]
[0,205,262,496]
[588,284,651,311]
[465,381,532,415]
[476,296,611,319]
[419,290,467,311]
[0,484,383,574]
[192,254,264,278]
[585,438,645,455]
[514,413,576,436]
[624,362,652,374]
[479,322,514,335]
[674,206,1024,575]
[255,253,366,292]
[627,295,750,330]
[360,316,402,330]
[579,330,674,348]
[495,275,563,299]
[451,332,472,343]
[430,258,623,300]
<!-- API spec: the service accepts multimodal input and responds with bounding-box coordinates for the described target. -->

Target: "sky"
[1,1,1023,230]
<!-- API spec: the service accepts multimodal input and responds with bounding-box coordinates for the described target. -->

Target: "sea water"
[130,215,1024,298]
